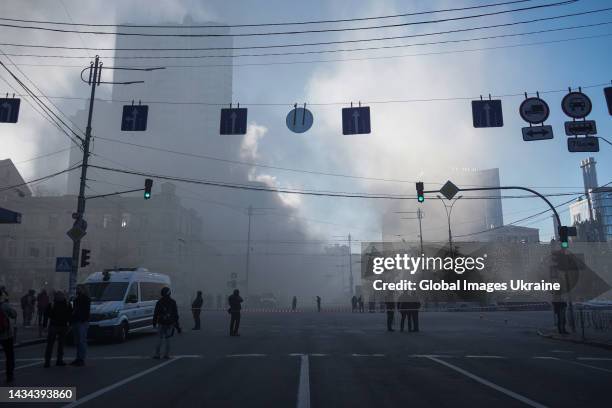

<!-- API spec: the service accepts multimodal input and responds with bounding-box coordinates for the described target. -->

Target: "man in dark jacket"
[228,289,243,336]
[37,290,50,329]
[191,291,203,330]
[44,291,72,367]
[0,286,17,383]
[153,287,180,359]
[70,284,91,367]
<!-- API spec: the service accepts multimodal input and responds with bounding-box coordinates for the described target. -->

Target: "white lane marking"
[411,354,453,358]
[557,359,612,374]
[550,350,573,353]
[310,353,328,357]
[351,353,385,357]
[465,355,505,359]
[426,356,548,408]
[64,357,181,407]
[533,357,558,360]
[0,360,42,374]
[296,354,310,408]
[289,353,305,357]
[226,353,266,357]
[577,357,612,361]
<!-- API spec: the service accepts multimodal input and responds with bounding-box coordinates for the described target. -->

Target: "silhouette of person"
[358,296,364,313]
[408,298,421,332]
[191,291,203,330]
[351,295,358,312]
[228,289,243,336]
[385,293,396,332]
[291,296,297,311]
[316,296,321,312]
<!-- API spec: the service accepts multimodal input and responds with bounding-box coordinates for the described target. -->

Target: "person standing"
[316,296,321,312]
[0,287,17,383]
[407,298,421,332]
[70,284,90,367]
[398,292,410,332]
[21,290,35,326]
[552,300,568,334]
[291,296,297,311]
[358,296,364,313]
[37,289,50,329]
[191,291,203,330]
[351,295,358,312]
[228,289,243,336]
[44,291,72,368]
[386,301,396,332]
[153,287,180,359]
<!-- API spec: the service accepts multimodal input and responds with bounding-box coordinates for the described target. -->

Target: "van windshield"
[85,282,129,301]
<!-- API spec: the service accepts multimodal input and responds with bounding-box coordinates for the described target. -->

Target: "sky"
[1,0,611,250]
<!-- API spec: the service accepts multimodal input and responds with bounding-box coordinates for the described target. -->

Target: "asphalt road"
[1,310,611,408]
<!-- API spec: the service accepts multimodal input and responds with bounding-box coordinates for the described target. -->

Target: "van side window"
[141,282,165,301]
[126,283,138,303]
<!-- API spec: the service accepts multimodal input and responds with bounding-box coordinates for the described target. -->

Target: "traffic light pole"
[245,205,252,299]
[348,233,354,296]
[68,56,100,297]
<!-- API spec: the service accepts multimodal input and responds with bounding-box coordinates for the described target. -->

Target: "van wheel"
[117,322,128,343]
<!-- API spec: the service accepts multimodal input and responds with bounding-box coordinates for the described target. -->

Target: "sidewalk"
[537,327,612,350]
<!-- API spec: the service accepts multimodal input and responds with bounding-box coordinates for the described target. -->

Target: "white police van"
[84,267,171,342]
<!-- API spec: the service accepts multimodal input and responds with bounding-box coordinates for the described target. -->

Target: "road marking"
[310,353,328,357]
[550,350,573,353]
[532,356,558,360]
[351,353,385,357]
[0,360,42,374]
[577,357,612,361]
[465,355,505,359]
[226,353,267,357]
[297,354,310,408]
[557,359,612,374]
[426,356,548,408]
[64,357,182,407]
[411,354,454,358]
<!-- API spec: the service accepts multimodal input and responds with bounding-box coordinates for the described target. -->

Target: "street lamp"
[437,194,463,256]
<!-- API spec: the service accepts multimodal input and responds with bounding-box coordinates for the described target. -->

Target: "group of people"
[351,295,366,313]
[0,284,91,384]
[386,299,422,333]
[19,289,50,328]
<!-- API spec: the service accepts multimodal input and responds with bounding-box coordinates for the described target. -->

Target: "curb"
[536,329,612,350]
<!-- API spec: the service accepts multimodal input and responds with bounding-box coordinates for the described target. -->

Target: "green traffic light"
[561,241,569,248]
[418,196,424,202]
[144,192,151,199]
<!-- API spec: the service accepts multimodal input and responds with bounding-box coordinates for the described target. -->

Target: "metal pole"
[69,56,99,297]
[348,233,354,296]
[417,208,424,255]
[245,205,252,298]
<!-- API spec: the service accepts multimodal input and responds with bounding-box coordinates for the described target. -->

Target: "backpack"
[0,307,9,335]
[158,302,174,325]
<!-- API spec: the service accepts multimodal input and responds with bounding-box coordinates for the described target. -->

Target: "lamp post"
[437,195,462,256]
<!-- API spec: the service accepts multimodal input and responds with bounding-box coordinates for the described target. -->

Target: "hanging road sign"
[471,99,503,128]
[66,218,87,242]
[564,120,597,136]
[220,108,247,135]
[568,137,599,153]
[286,106,313,133]
[0,207,21,223]
[121,105,149,131]
[519,97,549,124]
[342,106,371,135]
[55,257,73,273]
[0,98,20,123]
[604,87,612,115]
[522,125,553,141]
[440,180,460,200]
[561,91,592,119]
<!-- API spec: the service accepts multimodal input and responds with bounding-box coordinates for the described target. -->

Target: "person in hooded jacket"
[152,287,180,359]
[44,291,72,367]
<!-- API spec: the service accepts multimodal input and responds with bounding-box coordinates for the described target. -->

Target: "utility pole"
[245,205,252,298]
[348,233,354,296]
[68,56,100,297]
[67,57,163,296]
[437,195,463,257]
[397,208,424,254]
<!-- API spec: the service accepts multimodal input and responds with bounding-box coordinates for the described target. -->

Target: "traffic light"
[144,178,153,200]
[416,182,425,202]
[80,248,91,268]
[558,226,569,248]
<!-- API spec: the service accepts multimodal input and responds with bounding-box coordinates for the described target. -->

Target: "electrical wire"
[0,1,577,38]
[0,163,81,193]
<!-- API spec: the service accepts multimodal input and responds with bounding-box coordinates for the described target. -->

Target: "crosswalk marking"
[297,354,310,408]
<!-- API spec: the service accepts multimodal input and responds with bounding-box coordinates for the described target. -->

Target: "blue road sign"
[220,108,247,135]
[604,87,612,115]
[342,106,371,135]
[55,257,73,273]
[0,207,21,223]
[286,107,314,133]
[121,105,149,131]
[472,100,503,128]
[0,98,20,123]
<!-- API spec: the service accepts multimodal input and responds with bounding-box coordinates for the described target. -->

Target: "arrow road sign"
[604,87,612,115]
[519,97,549,124]
[568,137,599,153]
[522,125,553,141]
[55,257,73,273]
[440,180,460,200]
[286,106,314,133]
[0,98,20,123]
[342,106,371,135]
[472,100,503,128]
[220,108,247,135]
[561,91,592,119]
[121,105,149,131]
[564,120,597,136]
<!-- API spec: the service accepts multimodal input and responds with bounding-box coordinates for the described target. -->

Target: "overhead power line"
[2,7,608,55]
[0,1,576,38]
[0,1,540,28]
[0,163,81,193]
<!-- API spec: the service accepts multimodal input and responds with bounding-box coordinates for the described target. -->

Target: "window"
[126,283,139,303]
[45,243,55,258]
[85,282,128,301]
[28,244,40,258]
[7,241,17,257]
[103,214,112,229]
[121,213,131,228]
[140,282,167,301]
[48,214,59,230]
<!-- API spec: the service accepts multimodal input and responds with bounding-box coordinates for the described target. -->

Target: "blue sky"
[1,0,611,243]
